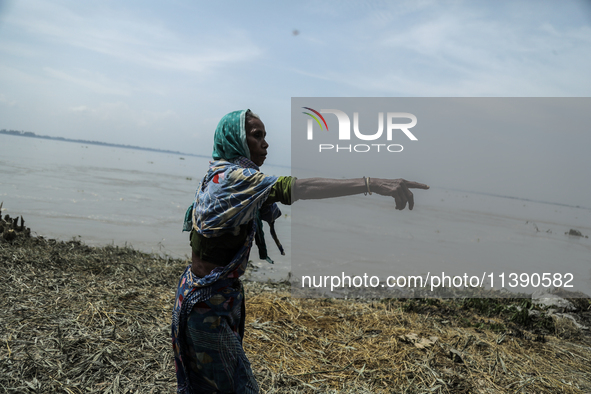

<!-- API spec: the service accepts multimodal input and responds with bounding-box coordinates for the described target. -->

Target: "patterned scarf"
[181,109,282,285]
[186,157,281,279]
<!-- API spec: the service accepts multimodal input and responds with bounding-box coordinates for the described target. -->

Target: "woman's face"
[245,117,268,166]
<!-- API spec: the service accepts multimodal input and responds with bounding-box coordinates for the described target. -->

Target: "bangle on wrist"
[363,176,372,195]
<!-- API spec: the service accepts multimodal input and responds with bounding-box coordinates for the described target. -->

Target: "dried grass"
[1,212,590,393]
[244,287,591,393]
[0,229,181,393]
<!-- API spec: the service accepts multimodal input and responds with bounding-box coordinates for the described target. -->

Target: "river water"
[1,134,590,294]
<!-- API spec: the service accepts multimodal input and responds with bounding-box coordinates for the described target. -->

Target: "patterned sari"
[172,156,281,393]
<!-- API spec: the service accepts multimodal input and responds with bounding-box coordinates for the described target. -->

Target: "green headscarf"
[212,110,251,160]
[207,109,278,263]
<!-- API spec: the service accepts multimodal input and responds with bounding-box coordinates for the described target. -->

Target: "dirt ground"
[1,213,590,393]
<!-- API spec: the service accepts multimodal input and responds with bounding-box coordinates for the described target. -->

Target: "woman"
[172,109,428,393]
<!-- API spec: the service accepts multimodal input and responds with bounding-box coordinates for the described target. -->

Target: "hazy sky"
[1,0,591,170]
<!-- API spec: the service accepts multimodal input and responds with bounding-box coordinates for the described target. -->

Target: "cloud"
[286,2,591,96]
[7,0,262,74]
[69,105,88,112]
[0,41,39,57]
[0,93,17,106]
[68,102,177,128]
[44,68,131,96]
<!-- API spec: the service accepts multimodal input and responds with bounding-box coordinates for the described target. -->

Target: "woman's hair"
[245,110,260,123]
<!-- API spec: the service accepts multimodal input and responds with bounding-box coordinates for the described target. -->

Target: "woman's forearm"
[292,177,429,210]
[293,178,367,200]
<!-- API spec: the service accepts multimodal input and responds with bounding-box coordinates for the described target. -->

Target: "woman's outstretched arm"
[293,178,429,210]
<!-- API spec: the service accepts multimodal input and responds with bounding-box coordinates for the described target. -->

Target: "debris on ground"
[1,212,590,393]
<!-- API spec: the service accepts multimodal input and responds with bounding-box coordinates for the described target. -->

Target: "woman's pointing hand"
[372,179,429,210]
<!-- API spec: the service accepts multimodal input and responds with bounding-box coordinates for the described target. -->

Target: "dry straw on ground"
[1,212,590,393]
[245,288,591,393]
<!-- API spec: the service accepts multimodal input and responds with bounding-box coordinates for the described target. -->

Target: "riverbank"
[1,213,590,393]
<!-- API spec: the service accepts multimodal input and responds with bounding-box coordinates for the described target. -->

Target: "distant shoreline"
[0,129,291,169]
[0,128,210,159]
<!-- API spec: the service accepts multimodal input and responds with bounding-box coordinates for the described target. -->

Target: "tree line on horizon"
[0,128,196,156]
